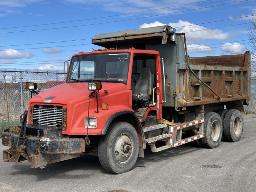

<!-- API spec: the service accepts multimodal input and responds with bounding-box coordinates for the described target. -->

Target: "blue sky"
[0,0,255,71]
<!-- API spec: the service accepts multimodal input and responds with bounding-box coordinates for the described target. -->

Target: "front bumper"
[2,132,85,168]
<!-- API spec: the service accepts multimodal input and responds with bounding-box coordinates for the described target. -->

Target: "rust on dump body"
[176,52,250,107]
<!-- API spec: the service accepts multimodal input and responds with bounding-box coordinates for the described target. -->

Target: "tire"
[223,109,244,142]
[200,112,223,148]
[220,109,228,140]
[98,122,139,174]
[220,109,228,122]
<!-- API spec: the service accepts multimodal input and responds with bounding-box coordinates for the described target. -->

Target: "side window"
[132,54,157,109]
[70,61,79,80]
[132,56,156,88]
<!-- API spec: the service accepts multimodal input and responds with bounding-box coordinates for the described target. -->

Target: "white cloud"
[140,21,165,28]
[0,0,42,16]
[38,64,62,71]
[140,20,230,42]
[0,49,32,59]
[170,20,230,41]
[187,44,212,52]
[221,42,246,54]
[66,0,205,15]
[42,48,62,55]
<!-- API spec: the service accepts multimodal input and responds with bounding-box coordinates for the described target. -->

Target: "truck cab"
[3,48,164,173]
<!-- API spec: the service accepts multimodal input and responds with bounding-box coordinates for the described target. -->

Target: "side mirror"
[25,82,38,91]
[25,82,39,98]
[64,60,70,73]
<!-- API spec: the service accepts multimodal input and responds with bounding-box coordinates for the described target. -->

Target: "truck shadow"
[10,155,102,181]
[138,143,202,166]
[10,143,202,181]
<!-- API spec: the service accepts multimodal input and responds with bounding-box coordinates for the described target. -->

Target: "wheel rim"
[234,117,242,137]
[114,134,134,164]
[211,120,221,142]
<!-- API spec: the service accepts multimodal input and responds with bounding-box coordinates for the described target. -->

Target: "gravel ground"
[0,115,256,192]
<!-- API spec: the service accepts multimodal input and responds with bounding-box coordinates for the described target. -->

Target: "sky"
[0,0,255,72]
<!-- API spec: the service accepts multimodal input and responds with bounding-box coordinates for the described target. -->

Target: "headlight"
[88,82,102,91]
[85,117,97,128]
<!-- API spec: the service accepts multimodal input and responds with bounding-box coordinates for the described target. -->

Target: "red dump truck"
[2,26,251,174]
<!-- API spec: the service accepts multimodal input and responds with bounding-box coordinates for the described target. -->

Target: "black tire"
[220,109,228,140]
[200,112,223,148]
[223,109,244,142]
[220,109,228,122]
[98,122,139,174]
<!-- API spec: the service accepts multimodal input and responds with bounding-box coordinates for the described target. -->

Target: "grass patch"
[0,120,19,138]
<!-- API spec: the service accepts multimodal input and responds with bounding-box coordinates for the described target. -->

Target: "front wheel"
[98,122,139,174]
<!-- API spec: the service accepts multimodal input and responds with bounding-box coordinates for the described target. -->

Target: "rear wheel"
[98,122,139,174]
[223,109,244,142]
[200,112,223,148]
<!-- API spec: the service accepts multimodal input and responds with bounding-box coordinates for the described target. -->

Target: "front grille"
[32,105,66,128]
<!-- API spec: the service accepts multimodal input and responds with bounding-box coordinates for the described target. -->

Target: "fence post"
[3,74,10,122]
[20,72,24,114]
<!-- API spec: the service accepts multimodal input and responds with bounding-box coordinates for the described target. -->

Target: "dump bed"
[92,25,250,109]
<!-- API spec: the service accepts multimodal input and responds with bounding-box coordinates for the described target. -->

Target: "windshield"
[68,52,130,83]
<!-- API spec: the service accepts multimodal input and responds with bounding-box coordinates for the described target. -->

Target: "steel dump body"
[93,26,250,109]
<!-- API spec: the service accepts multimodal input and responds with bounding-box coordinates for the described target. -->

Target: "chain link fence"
[246,77,256,113]
[0,70,66,134]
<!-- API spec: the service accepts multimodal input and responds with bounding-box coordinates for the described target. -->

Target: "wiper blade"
[70,78,80,82]
[106,78,125,82]
[70,78,89,82]
[69,78,125,83]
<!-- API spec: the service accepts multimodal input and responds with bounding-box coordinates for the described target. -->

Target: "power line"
[0,43,90,51]
[0,38,252,66]
[0,15,252,51]
[0,38,87,48]
[2,0,251,34]
[2,0,249,31]
[0,29,245,53]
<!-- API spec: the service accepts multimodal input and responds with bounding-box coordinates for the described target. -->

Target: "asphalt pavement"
[0,115,256,192]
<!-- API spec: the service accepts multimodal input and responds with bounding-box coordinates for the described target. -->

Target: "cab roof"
[73,49,159,57]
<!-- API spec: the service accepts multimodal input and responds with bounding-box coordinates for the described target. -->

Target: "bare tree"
[250,19,256,77]
[251,20,256,52]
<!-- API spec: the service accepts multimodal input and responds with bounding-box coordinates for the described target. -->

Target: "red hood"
[29,82,128,106]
